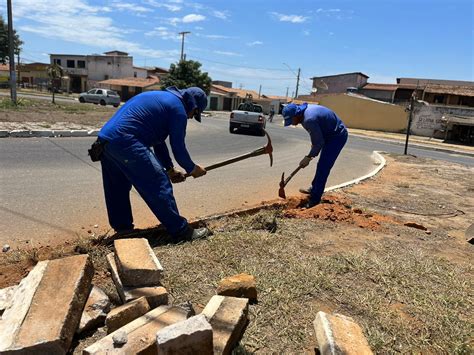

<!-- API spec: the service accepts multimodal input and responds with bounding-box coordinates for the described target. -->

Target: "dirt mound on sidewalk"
[283,194,398,231]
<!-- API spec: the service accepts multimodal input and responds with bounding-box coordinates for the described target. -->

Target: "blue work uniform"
[98,88,197,236]
[302,104,348,204]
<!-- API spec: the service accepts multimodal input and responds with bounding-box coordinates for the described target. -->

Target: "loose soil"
[0,153,472,354]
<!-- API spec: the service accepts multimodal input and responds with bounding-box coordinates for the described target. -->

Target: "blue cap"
[182,87,208,122]
[282,103,308,126]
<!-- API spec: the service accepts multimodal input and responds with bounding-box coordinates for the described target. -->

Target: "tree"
[47,63,63,104]
[0,15,23,64]
[160,60,212,95]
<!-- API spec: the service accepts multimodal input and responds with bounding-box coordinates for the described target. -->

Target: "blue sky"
[1,0,473,95]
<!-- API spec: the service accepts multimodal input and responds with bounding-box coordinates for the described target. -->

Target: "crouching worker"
[92,86,210,242]
[282,103,348,208]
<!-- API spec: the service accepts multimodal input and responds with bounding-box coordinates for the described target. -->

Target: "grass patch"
[152,210,472,353]
[0,97,32,110]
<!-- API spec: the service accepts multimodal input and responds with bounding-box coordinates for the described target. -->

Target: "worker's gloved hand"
[299,155,312,169]
[190,164,207,178]
[167,167,186,183]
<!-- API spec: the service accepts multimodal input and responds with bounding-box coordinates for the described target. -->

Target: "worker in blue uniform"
[282,103,348,208]
[96,86,209,242]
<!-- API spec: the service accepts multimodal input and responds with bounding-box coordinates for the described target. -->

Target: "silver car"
[79,88,121,107]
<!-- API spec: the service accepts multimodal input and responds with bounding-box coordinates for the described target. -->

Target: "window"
[77,60,86,68]
[104,75,109,80]
[434,95,445,104]
[87,89,96,94]
[53,59,61,65]
[67,60,75,68]
[134,72,137,78]
[96,90,103,95]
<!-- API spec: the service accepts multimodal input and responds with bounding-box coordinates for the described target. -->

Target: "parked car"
[79,88,121,107]
[229,102,266,136]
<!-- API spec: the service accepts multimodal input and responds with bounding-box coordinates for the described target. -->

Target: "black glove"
[167,167,186,183]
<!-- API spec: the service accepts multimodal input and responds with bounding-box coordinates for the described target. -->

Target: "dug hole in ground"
[0,152,472,353]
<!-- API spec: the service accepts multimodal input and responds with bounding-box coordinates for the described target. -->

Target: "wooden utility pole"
[179,31,191,61]
[285,87,289,99]
[294,68,301,98]
[404,92,416,155]
[258,84,262,98]
[7,0,17,104]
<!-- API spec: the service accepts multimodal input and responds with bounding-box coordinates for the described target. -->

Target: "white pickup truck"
[229,102,266,136]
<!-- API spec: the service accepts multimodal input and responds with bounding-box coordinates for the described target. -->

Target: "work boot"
[299,186,312,195]
[174,226,210,243]
[302,200,319,209]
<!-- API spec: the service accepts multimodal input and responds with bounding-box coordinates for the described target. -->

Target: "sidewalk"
[349,128,474,157]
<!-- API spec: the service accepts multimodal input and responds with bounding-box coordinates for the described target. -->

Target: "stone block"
[0,255,94,354]
[83,306,189,354]
[88,129,99,136]
[313,311,373,355]
[107,253,168,307]
[52,130,72,137]
[0,285,17,316]
[201,295,249,355]
[106,296,150,334]
[0,130,9,138]
[77,285,111,334]
[70,130,88,137]
[156,314,213,354]
[30,130,54,137]
[217,273,257,302]
[114,238,163,287]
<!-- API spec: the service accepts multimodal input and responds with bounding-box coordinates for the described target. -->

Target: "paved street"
[1,116,472,247]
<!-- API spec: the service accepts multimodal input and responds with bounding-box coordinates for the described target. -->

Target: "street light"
[179,31,191,61]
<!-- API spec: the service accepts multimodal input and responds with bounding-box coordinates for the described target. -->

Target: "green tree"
[47,63,63,104]
[160,60,212,95]
[0,15,23,64]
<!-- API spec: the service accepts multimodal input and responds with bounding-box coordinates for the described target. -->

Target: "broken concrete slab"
[106,296,150,334]
[84,306,189,354]
[0,255,94,354]
[78,285,111,334]
[156,314,213,354]
[114,238,163,287]
[313,311,373,355]
[107,253,168,307]
[217,273,257,302]
[0,285,17,316]
[201,295,249,355]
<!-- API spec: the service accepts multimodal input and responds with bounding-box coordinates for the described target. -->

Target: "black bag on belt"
[88,139,106,162]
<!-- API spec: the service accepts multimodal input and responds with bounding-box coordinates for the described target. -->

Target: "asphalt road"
[1,117,472,247]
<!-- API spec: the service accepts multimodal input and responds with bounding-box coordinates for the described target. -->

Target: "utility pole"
[285,87,289,99]
[404,92,416,155]
[258,84,262,98]
[295,68,301,99]
[7,0,17,104]
[179,31,191,61]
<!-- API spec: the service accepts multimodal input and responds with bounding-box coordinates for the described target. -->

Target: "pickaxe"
[185,130,273,178]
[278,166,302,199]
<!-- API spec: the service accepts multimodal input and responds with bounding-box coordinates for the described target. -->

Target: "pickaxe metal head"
[263,129,273,167]
[278,172,286,199]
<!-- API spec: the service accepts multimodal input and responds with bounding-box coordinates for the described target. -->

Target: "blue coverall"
[302,105,348,204]
[98,87,198,236]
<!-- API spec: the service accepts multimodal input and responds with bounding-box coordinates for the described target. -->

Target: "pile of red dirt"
[283,194,397,231]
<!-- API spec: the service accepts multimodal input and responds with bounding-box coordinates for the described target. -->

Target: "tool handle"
[284,166,302,186]
[184,147,265,178]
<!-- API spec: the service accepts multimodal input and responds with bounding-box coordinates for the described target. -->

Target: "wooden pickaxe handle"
[278,165,302,198]
[184,130,273,178]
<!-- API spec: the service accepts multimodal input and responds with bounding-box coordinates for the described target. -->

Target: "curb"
[351,133,474,158]
[2,130,99,138]
[325,151,386,192]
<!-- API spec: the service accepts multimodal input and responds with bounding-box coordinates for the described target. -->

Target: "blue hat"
[183,87,208,122]
[282,103,308,126]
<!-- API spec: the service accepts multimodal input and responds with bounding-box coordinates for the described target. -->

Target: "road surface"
[2,117,471,247]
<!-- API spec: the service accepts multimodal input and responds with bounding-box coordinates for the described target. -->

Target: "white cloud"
[212,10,229,20]
[182,14,205,23]
[144,0,181,12]
[12,0,178,60]
[204,34,232,39]
[247,41,263,46]
[195,26,204,30]
[145,26,180,41]
[270,12,309,23]
[303,30,310,36]
[213,50,242,57]
[114,3,151,13]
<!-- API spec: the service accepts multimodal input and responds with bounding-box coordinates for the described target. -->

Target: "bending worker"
[96,86,209,242]
[282,102,348,208]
